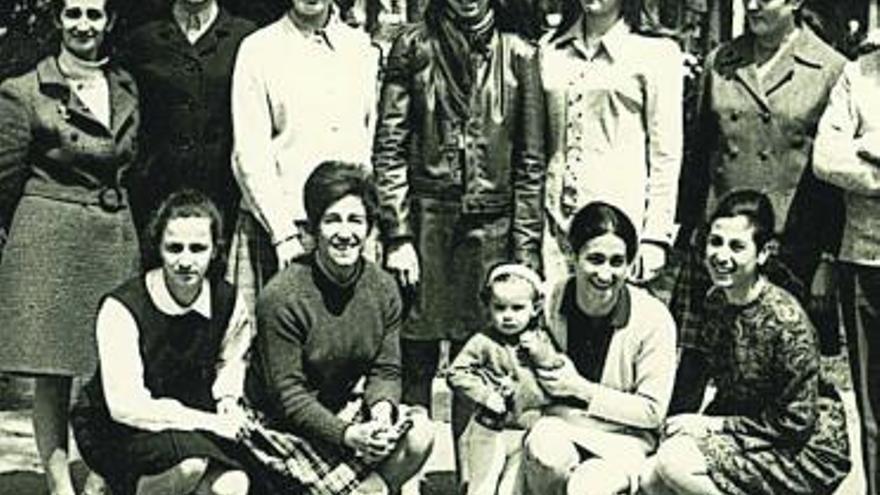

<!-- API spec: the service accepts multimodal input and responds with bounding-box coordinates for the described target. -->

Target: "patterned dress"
[695,282,850,495]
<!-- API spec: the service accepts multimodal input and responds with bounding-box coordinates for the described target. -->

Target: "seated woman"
[641,190,851,495]
[246,161,434,495]
[523,202,678,495]
[72,190,256,495]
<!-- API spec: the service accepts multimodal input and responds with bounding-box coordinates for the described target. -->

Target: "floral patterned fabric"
[695,282,850,495]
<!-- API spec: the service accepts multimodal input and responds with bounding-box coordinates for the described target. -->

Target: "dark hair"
[303,161,379,233]
[708,189,776,251]
[52,0,119,18]
[145,189,226,278]
[567,201,638,262]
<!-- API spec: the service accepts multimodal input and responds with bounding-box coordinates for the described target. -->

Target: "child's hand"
[485,391,508,415]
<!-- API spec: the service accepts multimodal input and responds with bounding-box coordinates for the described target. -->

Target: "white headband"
[486,263,544,297]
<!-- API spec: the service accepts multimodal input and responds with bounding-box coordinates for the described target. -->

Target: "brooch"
[56,103,70,122]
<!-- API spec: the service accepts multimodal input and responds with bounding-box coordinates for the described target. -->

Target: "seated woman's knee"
[177,457,210,484]
[209,469,250,495]
[525,417,578,470]
[401,413,435,462]
[566,460,628,495]
[652,436,701,490]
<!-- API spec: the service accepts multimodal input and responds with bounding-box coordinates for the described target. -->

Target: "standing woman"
[120,0,255,248]
[670,0,846,414]
[523,202,677,495]
[540,0,683,285]
[372,0,545,443]
[0,1,140,494]
[641,190,850,495]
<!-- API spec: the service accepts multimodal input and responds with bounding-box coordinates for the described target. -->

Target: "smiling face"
[58,0,113,60]
[315,194,369,278]
[577,0,622,19]
[290,0,333,22]
[704,215,769,296]
[445,0,490,23]
[160,216,215,300]
[574,232,629,314]
[489,277,538,337]
[744,0,799,40]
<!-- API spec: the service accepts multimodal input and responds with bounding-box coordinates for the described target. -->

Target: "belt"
[24,183,128,213]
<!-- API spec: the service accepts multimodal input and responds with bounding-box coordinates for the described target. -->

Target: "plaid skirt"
[242,405,416,495]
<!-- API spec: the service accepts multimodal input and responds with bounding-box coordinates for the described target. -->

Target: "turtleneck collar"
[57,45,108,81]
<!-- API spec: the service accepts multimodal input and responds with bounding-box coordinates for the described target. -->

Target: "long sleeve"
[255,289,350,446]
[0,80,32,227]
[97,298,217,432]
[511,43,546,271]
[363,284,403,407]
[813,63,880,196]
[642,40,684,246]
[447,334,503,408]
[720,316,819,447]
[586,302,678,430]
[372,32,414,241]
[212,291,256,402]
[677,50,717,236]
[230,40,298,244]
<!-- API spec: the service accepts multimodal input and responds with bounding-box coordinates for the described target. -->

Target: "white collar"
[172,1,219,41]
[146,268,211,318]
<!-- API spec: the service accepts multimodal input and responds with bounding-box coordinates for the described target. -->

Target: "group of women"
[0,0,869,494]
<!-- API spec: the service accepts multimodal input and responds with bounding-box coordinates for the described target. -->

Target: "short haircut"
[567,201,638,262]
[303,161,378,232]
[708,189,776,251]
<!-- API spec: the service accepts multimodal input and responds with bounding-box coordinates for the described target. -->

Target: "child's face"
[489,278,537,336]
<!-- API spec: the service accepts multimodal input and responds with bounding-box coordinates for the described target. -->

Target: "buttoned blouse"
[540,20,683,245]
[231,13,380,244]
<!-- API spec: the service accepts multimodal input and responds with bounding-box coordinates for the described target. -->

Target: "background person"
[228,0,380,311]
[812,49,880,495]
[539,0,683,285]
[372,0,545,453]
[120,0,255,249]
[0,0,141,493]
[72,190,256,495]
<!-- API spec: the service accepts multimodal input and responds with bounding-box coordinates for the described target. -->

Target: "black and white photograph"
[0,0,876,494]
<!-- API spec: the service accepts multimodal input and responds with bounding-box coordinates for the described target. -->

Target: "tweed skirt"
[0,195,140,376]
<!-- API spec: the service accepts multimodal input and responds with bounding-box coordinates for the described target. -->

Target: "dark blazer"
[120,8,255,238]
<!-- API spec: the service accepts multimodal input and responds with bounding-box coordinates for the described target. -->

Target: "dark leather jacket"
[373,24,545,268]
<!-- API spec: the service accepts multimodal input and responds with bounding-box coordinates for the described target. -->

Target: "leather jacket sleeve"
[510,39,546,272]
[372,30,417,242]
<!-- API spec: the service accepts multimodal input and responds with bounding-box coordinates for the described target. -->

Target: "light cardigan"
[544,280,677,451]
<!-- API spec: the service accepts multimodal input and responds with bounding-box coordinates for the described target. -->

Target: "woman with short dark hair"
[247,161,434,494]
[523,202,677,495]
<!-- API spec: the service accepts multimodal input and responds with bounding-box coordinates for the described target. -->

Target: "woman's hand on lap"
[344,421,396,463]
[535,357,594,402]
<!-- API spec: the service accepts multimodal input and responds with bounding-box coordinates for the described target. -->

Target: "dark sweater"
[250,255,402,447]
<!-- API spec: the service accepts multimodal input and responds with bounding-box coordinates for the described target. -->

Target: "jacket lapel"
[108,67,138,137]
[36,57,110,131]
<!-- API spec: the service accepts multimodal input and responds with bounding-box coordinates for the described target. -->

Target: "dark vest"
[76,275,236,431]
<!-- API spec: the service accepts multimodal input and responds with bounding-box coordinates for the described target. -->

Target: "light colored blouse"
[540,19,683,246]
[95,269,254,432]
[231,12,380,244]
